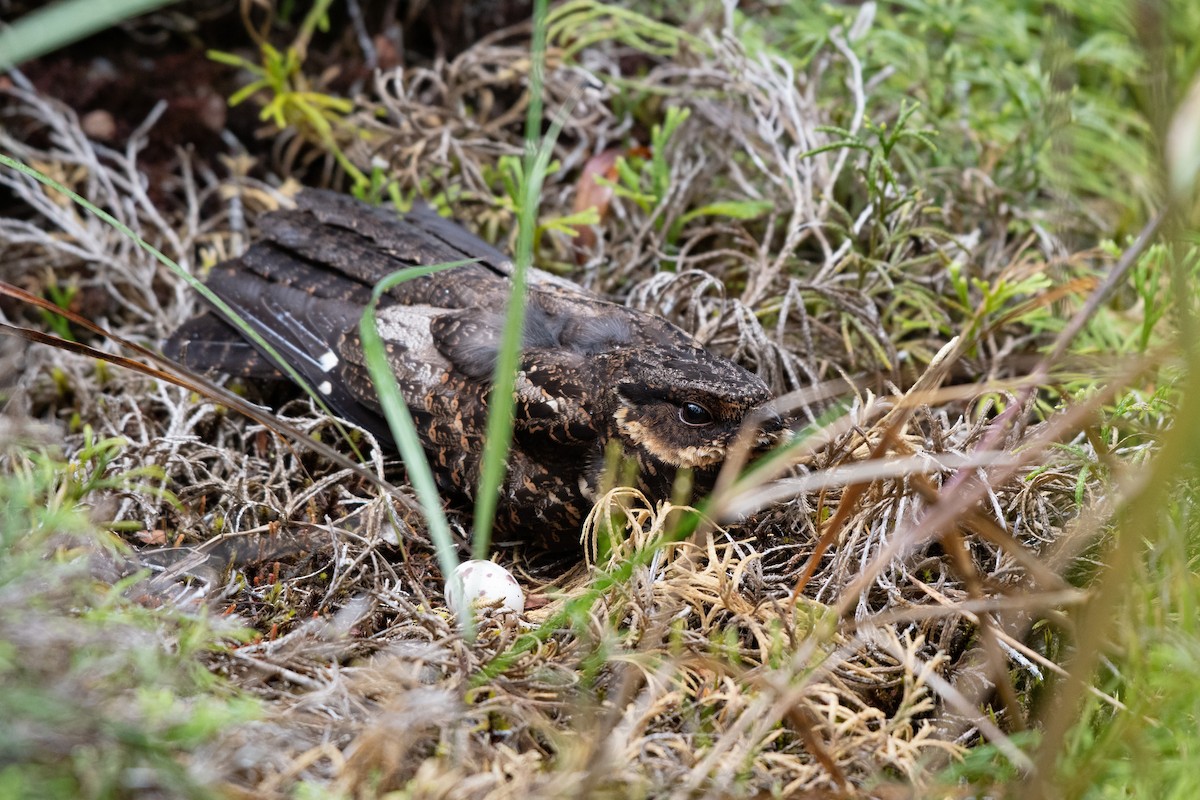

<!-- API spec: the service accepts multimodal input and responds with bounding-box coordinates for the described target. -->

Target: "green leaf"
[0,0,178,69]
[359,260,477,622]
[472,0,569,558]
[206,49,256,69]
[678,199,774,226]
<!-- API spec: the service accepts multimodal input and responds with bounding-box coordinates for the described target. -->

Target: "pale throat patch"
[613,406,726,469]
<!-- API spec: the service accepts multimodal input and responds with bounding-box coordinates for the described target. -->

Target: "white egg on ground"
[445,560,525,616]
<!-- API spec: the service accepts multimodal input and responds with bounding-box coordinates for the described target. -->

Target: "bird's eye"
[678,401,714,426]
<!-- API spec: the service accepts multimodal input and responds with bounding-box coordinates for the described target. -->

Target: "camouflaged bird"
[167,189,783,548]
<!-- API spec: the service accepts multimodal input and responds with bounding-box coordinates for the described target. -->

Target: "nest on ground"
[0,7,1130,797]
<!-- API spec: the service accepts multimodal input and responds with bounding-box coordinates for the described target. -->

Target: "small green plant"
[546,0,707,61]
[37,275,78,342]
[609,106,692,214]
[351,160,406,209]
[1081,243,1200,356]
[805,101,938,223]
[601,106,773,249]
[209,0,368,187]
[483,154,601,251]
[52,425,178,519]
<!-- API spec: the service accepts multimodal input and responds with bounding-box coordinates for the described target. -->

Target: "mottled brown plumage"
[167,190,783,547]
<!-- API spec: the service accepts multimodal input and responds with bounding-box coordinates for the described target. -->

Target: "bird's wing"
[411,304,599,448]
[165,188,608,452]
[163,310,283,379]
[284,190,595,303]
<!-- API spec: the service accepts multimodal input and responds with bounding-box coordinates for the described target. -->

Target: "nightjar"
[167,190,784,547]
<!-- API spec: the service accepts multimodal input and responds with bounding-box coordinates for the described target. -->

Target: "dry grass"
[0,4,1171,797]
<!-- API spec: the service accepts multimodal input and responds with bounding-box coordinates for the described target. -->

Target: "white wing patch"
[374,304,451,385]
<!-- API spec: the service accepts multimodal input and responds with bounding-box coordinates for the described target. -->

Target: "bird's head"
[610,345,785,483]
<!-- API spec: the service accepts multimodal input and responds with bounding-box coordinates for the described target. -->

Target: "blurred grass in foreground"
[0,430,256,798]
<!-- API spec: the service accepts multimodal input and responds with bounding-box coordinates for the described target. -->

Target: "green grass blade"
[0,0,177,69]
[472,0,560,557]
[360,262,477,623]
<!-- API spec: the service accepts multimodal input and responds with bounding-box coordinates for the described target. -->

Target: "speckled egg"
[445,559,525,615]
